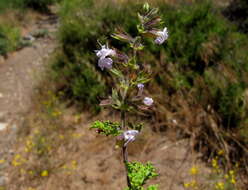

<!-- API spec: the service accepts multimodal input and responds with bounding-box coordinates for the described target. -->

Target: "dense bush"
[223,0,248,34]
[0,0,58,12]
[0,23,21,56]
[22,0,58,12]
[55,0,248,175]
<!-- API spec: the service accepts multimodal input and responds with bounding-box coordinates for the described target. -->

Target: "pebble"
[0,56,4,64]
[23,34,35,42]
[0,123,7,131]
[0,176,6,186]
[0,113,5,121]
[0,93,3,98]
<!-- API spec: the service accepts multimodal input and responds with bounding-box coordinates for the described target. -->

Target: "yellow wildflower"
[184,183,190,188]
[27,188,36,190]
[212,157,219,169]
[230,177,236,184]
[190,165,199,175]
[217,150,224,156]
[215,182,224,190]
[71,160,77,170]
[59,135,65,140]
[12,154,25,166]
[190,180,197,187]
[0,159,5,164]
[41,170,49,177]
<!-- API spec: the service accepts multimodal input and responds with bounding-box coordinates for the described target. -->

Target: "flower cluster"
[118,130,139,147]
[95,44,116,70]
[153,27,169,45]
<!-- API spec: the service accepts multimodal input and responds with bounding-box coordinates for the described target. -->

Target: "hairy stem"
[121,110,131,188]
[123,146,131,188]
[121,110,127,130]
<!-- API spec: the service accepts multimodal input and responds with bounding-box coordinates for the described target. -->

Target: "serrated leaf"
[90,120,122,136]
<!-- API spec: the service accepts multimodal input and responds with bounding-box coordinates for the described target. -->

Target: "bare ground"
[0,12,58,187]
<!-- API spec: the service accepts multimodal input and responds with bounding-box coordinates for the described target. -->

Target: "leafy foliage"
[217,83,246,128]
[223,0,248,34]
[0,0,59,12]
[90,120,122,136]
[125,162,158,190]
[0,23,21,56]
[56,0,248,176]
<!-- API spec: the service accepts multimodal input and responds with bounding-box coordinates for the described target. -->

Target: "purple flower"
[137,83,144,90]
[137,83,144,96]
[154,27,168,45]
[95,45,116,58]
[123,130,139,147]
[143,97,153,106]
[95,45,116,70]
[98,57,113,70]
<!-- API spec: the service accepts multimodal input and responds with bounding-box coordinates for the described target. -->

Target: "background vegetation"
[0,0,58,12]
[0,0,59,56]
[1,0,248,189]
[52,0,248,179]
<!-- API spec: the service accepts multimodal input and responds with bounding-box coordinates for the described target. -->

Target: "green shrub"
[218,83,246,128]
[0,0,59,12]
[0,23,21,55]
[55,0,248,174]
[223,0,248,34]
[22,0,58,12]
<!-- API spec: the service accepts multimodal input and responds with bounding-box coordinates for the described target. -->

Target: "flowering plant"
[90,3,168,190]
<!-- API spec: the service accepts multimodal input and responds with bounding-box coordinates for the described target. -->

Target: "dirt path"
[0,13,58,186]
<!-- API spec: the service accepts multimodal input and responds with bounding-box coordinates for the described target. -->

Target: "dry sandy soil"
[0,12,58,187]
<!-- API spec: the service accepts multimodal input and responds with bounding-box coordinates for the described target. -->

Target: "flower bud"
[143,97,153,106]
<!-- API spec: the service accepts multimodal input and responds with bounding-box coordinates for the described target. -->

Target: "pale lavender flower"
[137,83,144,90]
[154,27,168,45]
[98,57,113,70]
[143,97,153,106]
[137,83,144,96]
[95,45,116,70]
[95,45,116,58]
[123,130,139,147]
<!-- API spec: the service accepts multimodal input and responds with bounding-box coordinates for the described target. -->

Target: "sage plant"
[91,3,168,190]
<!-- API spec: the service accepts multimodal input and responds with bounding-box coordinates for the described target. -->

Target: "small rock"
[0,113,5,121]
[0,56,4,64]
[0,161,8,170]
[0,176,6,186]
[0,93,3,98]
[23,34,35,42]
[0,123,8,131]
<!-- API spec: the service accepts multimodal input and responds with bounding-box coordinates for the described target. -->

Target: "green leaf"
[90,120,122,136]
[111,89,122,109]
[131,72,151,86]
[126,162,159,190]
[110,68,124,78]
